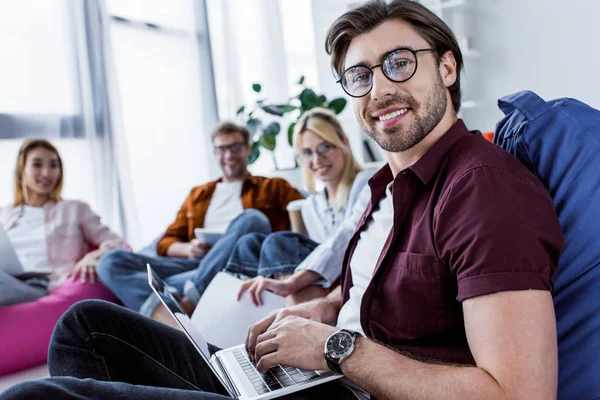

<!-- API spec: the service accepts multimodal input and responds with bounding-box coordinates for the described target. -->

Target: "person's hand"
[188,239,211,258]
[254,316,336,373]
[68,253,99,284]
[237,276,294,306]
[246,298,338,363]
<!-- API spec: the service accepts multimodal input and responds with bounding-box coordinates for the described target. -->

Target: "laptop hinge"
[215,355,241,398]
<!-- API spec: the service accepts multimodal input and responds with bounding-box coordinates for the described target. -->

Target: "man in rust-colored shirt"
[1,1,564,399]
[96,121,303,321]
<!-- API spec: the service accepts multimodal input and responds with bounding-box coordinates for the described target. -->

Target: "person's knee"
[1,380,49,399]
[236,209,271,233]
[56,299,106,330]
[236,232,264,249]
[96,249,131,282]
[261,231,295,252]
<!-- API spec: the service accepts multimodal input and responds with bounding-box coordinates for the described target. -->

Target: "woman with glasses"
[224,108,372,306]
[0,139,128,375]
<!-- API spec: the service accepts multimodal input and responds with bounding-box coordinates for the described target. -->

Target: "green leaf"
[299,88,319,109]
[287,122,296,146]
[236,106,245,116]
[248,141,260,164]
[327,98,347,114]
[276,104,298,113]
[298,76,305,85]
[252,83,262,93]
[259,134,277,151]
[247,118,260,134]
[317,95,327,107]
[261,105,284,117]
[264,121,281,136]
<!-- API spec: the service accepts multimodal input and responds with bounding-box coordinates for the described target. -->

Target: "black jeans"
[0,300,357,399]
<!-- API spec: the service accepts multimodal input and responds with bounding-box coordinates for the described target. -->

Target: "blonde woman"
[224,108,373,306]
[0,139,127,375]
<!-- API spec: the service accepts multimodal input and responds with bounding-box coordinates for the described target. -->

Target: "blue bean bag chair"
[494,90,600,399]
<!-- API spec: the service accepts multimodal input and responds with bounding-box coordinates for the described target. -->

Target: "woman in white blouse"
[0,139,126,375]
[223,108,371,306]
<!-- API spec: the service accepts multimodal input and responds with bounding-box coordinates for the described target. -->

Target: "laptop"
[0,225,24,275]
[147,264,342,399]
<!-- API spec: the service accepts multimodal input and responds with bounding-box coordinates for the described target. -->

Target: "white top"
[6,205,50,274]
[300,170,372,244]
[295,169,375,287]
[336,183,394,335]
[203,181,244,233]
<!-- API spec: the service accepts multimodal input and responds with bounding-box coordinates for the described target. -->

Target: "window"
[0,0,81,139]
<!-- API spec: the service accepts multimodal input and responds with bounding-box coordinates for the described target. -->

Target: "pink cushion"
[0,280,117,376]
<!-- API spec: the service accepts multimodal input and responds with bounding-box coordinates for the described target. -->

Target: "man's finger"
[246,312,277,360]
[256,353,279,374]
[255,337,279,362]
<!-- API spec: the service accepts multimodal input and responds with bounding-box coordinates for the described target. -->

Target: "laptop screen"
[147,264,213,361]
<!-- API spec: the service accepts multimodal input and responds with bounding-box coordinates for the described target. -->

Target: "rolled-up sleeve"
[434,167,564,302]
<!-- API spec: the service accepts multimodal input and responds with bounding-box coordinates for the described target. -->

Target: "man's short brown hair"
[211,122,251,144]
[325,0,464,112]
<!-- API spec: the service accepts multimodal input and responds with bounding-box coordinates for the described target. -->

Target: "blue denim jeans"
[96,210,272,315]
[0,301,357,399]
[224,231,319,277]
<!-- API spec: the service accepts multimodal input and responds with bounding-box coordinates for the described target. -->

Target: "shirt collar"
[409,119,472,185]
[216,173,259,186]
[367,119,473,196]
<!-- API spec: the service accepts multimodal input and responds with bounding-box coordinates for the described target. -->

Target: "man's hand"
[254,316,336,373]
[246,296,339,362]
[188,239,211,259]
[68,253,99,284]
[237,276,293,306]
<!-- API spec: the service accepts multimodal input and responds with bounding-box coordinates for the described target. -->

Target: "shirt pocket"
[371,252,446,340]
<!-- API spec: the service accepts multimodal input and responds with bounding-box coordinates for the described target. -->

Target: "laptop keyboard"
[232,348,320,395]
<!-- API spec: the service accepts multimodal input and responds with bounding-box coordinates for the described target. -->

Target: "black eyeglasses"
[213,142,247,155]
[337,47,434,98]
[297,142,336,164]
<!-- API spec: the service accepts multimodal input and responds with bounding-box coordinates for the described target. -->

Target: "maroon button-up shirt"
[340,120,564,365]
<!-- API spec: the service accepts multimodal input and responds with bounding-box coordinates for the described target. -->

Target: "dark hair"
[325,0,463,112]
[211,122,250,144]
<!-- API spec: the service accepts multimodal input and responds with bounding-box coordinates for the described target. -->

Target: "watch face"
[326,332,354,357]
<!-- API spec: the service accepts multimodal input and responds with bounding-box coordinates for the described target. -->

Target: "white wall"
[467,0,600,131]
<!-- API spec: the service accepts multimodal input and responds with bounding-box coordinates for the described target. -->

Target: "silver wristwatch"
[323,329,361,374]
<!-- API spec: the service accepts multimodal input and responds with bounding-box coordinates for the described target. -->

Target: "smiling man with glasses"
[93,121,304,326]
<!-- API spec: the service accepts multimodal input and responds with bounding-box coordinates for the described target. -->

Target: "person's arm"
[251,290,556,399]
[237,270,323,306]
[157,190,195,257]
[78,201,125,251]
[294,185,370,287]
[246,286,342,356]
[340,290,557,400]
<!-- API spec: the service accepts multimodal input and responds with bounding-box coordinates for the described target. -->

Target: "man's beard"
[360,74,447,153]
[222,161,247,179]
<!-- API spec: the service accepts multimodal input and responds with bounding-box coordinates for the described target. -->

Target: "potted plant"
[236,76,347,169]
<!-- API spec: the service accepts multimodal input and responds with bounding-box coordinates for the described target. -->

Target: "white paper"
[191,272,286,349]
